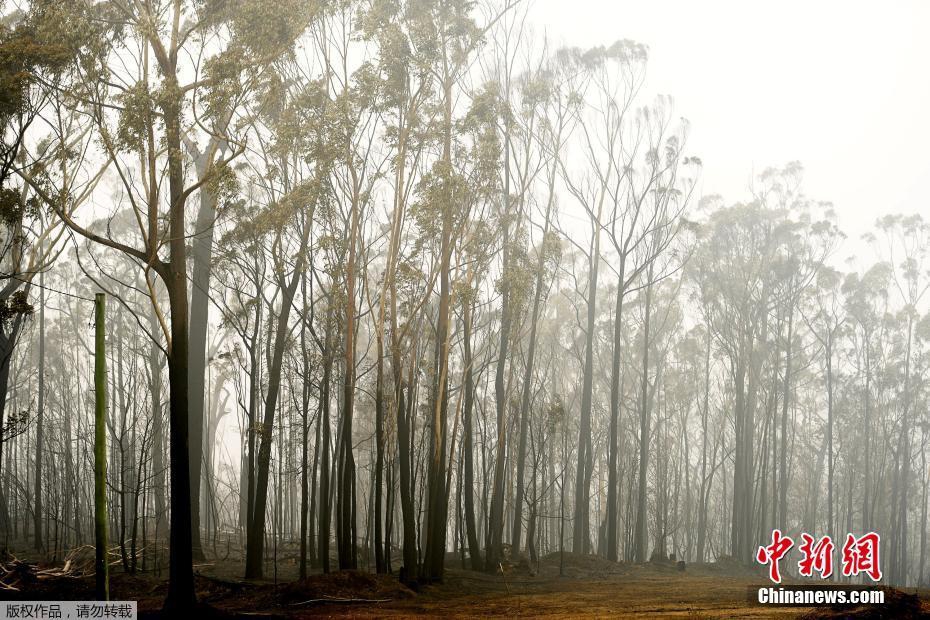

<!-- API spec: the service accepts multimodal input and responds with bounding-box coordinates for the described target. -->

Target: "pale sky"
[532,0,930,249]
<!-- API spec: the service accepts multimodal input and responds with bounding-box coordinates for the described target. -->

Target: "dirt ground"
[2,549,928,618]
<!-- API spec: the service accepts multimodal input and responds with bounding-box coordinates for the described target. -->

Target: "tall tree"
[29,0,313,606]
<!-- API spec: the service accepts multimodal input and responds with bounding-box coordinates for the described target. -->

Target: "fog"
[1,0,929,615]
[536,0,930,243]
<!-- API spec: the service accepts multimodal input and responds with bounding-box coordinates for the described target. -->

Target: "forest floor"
[2,546,928,618]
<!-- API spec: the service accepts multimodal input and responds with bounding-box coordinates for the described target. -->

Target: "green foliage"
[915,312,930,344]
[545,394,566,435]
[452,278,476,308]
[206,158,242,213]
[540,230,563,273]
[405,0,482,71]
[232,0,320,59]
[115,82,154,153]
[497,230,534,324]
[0,2,87,192]
[202,47,247,122]
[411,160,459,244]
[195,0,320,55]
[226,179,324,247]
[202,0,320,120]
[0,5,76,100]
[0,289,33,325]
[516,70,554,114]
[262,76,339,169]
[26,0,108,84]
[459,82,503,195]
[0,186,37,225]
[564,38,649,72]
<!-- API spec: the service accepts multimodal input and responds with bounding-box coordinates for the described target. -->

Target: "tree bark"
[462,299,482,569]
[33,275,44,551]
[573,209,601,554]
[633,270,654,563]
[512,212,552,556]
[162,86,196,610]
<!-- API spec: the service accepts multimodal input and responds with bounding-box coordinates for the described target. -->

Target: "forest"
[0,0,928,616]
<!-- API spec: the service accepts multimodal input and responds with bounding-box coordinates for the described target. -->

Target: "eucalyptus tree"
[610,102,698,564]
[681,321,719,563]
[748,164,839,533]
[182,84,239,563]
[495,38,573,560]
[23,0,314,607]
[555,42,629,555]
[912,315,930,586]
[453,211,497,569]
[213,186,271,543]
[872,214,930,585]
[556,39,697,557]
[696,181,840,563]
[635,272,686,560]
[358,0,442,578]
[803,266,846,543]
[508,49,580,560]
[422,0,487,583]
[325,18,388,572]
[472,2,552,570]
[413,77,504,580]
[399,0,519,582]
[842,262,892,531]
[693,202,785,563]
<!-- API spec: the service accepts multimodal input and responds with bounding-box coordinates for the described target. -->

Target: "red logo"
[841,532,882,582]
[798,534,834,579]
[757,530,882,583]
[756,529,794,583]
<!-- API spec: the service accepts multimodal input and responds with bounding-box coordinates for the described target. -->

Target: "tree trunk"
[94,294,109,601]
[187,168,219,563]
[487,212,512,572]
[606,261,627,561]
[633,269,654,563]
[696,328,711,563]
[573,211,601,554]
[462,299,482,569]
[162,88,196,610]
[298,273,311,580]
[319,317,334,573]
[424,77,454,582]
[33,275,44,551]
[0,315,25,539]
[825,331,834,543]
[338,194,361,571]
[778,310,793,531]
[373,331,386,573]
